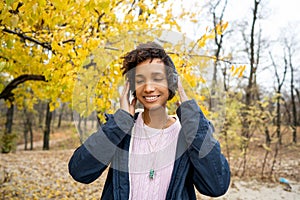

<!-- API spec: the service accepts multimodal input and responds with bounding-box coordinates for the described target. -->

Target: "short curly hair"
[121,42,178,100]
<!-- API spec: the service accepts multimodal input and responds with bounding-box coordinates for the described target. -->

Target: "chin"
[143,103,166,111]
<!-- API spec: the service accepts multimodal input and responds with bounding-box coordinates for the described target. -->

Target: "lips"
[143,95,160,102]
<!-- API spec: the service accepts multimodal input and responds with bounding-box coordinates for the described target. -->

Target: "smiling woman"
[135,59,170,111]
[68,41,231,200]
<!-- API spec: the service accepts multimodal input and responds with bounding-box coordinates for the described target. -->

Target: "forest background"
[0,0,299,199]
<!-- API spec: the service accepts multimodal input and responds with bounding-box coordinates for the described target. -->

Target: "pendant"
[149,169,155,179]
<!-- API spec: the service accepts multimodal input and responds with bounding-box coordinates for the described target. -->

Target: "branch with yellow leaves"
[0,74,47,101]
[2,28,52,50]
[2,27,76,53]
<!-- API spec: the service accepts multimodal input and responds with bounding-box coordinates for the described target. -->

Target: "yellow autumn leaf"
[230,65,235,72]
[238,65,246,78]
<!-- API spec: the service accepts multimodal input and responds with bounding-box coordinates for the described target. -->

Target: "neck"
[143,107,169,129]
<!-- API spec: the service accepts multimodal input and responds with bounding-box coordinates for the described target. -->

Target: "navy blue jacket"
[68,100,230,199]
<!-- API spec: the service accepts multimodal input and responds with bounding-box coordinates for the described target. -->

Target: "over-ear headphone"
[166,55,178,100]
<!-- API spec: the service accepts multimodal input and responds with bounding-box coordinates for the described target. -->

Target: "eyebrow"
[135,72,165,78]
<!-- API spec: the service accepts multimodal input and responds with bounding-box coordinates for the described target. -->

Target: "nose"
[144,82,155,93]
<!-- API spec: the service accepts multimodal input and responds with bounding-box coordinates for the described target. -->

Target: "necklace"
[142,113,169,180]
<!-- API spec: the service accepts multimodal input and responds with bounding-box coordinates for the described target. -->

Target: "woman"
[68,42,230,199]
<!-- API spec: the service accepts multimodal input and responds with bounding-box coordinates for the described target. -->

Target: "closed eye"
[136,80,144,84]
[153,78,164,82]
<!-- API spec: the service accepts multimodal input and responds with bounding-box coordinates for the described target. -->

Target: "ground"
[0,125,299,199]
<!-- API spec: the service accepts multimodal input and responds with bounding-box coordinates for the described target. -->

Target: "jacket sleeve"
[68,109,134,184]
[176,100,231,197]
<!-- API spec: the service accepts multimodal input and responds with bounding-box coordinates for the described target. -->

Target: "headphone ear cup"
[167,71,178,100]
[173,72,178,87]
[166,55,178,88]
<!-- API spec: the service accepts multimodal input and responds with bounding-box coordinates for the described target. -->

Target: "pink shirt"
[129,113,181,200]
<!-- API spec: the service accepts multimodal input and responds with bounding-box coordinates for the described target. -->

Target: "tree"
[1,0,217,151]
[205,0,228,111]
[239,0,261,176]
[284,38,298,144]
[0,75,46,152]
[0,0,180,151]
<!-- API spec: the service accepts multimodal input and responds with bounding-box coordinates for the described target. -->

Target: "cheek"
[134,83,142,91]
[158,81,169,91]
[134,85,144,97]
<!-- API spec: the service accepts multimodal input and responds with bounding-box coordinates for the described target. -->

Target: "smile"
[144,95,160,102]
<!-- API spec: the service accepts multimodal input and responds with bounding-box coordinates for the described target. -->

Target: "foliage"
[0,0,220,123]
[0,132,17,153]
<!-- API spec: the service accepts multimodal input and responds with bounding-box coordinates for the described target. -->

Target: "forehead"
[135,58,166,75]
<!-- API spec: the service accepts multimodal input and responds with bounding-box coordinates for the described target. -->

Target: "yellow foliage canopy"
[0,0,226,121]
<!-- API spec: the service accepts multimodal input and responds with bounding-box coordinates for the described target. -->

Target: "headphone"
[165,55,178,100]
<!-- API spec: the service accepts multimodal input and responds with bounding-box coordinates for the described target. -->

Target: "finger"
[177,76,183,89]
[177,76,188,102]
[129,97,137,116]
[121,81,129,97]
[131,97,137,107]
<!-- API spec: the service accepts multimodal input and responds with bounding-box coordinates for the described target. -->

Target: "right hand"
[120,81,137,116]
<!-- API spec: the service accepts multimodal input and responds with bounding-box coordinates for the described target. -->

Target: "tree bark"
[270,51,287,145]
[240,0,260,176]
[5,102,14,135]
[2,101,14,153]
[38,102,45,128]
[57,103,65,128]
[30,123,33,150]
[295,88,300,126]
[245,0,259,108]
[209,0,227,111]
[288,47,297,143]
[43,103,52,150]
[23,109,28,150]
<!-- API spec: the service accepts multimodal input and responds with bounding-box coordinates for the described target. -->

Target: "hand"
[120,81,137,116]
[177,77,188,104]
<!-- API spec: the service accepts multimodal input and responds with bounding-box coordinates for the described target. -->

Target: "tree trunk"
[57,103,65,128]
[24,128,28,150]
[276,95,281,144]
[23,107,33,150]
[241,0,260,151]
[269,50,287,145]
[70,110,74,121]
[245,0,260,108]
[78,115,83,143]
[289,58,297,144]
[270,140,280,178]
[295,88,300,126]
[29,123,33,150]
[43,103,52,150]
[5,102,14,134]
[38,102,45,128]
[209,0,227,111]
[2,101,14,153]
[51,110,56,134]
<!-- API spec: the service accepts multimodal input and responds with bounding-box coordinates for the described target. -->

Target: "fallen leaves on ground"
[0,150,106,200]
[1,148,299,199]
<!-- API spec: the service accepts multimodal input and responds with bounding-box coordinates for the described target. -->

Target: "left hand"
[177,77,189,104]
